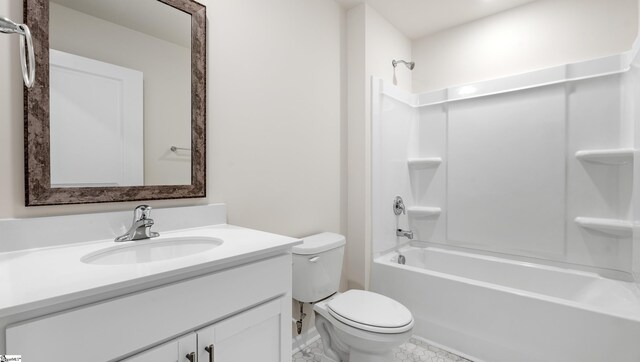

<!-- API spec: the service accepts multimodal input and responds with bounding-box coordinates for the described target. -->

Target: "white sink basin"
[81,237,223,265]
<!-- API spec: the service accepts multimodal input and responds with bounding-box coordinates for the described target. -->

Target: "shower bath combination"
[0,16,35,87]
[373,31,640,358]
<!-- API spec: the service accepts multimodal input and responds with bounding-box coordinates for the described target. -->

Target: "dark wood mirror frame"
[23,0,206,206]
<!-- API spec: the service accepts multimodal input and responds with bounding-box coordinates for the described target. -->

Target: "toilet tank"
[292,232,346,303]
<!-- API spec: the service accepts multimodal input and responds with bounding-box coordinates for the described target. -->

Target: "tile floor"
[293,336,473,362]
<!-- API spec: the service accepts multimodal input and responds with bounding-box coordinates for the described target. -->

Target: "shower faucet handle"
[393,196,406,215]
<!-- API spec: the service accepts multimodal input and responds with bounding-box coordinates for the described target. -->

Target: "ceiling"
[51,0,191,47]
[335,0,539,39]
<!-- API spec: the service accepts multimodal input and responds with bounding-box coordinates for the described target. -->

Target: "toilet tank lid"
[292,232,346,255]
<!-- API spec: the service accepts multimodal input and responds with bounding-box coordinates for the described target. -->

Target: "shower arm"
[0,16,35,88]
[392,59,415,70]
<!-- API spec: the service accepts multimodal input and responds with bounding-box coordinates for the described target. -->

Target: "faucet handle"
[133,205,152,221]
[393,196,406,215]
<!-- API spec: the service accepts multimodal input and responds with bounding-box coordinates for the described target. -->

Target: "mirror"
[50,0,192,187]
[24,0,206,205]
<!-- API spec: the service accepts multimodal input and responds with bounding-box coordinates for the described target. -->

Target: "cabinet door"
[197,298,286,362]
[121,333,196,362]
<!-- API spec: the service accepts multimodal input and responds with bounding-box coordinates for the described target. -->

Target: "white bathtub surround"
[372,43,640,275]
[0,204,301,361]
[373,247,640,362]
[371,42,640,361]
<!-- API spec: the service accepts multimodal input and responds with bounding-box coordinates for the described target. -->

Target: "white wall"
[0,0,346,238]
[207,0,345,238]
[346,3,411,289]
[50,3,192,186]
[205,0,346,340]
[365,7,412,91]
[412,0,638,93]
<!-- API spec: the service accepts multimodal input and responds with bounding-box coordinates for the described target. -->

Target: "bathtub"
[371,246,640,362]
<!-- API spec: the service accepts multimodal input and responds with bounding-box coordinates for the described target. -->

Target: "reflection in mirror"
[24,0,205,206]
[49,0,192,187]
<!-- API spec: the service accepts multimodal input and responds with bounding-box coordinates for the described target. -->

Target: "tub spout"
[396,229,413,239]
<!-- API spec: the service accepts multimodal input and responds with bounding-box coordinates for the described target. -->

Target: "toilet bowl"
[313,290,414,362]
[292,233,414,362]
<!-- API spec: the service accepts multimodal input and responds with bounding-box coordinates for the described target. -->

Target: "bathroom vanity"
[0,205,300,362]
[3,2,300,359]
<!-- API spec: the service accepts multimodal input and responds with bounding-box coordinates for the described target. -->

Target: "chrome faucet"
[396,229,413,239]
[115,205,160,242]
[394,196,413,239]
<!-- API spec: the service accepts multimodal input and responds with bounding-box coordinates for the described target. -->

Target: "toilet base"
[314,296,413,362]
[318,346,394,362]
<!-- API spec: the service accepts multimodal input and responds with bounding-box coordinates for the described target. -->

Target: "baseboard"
[292,327,321,354]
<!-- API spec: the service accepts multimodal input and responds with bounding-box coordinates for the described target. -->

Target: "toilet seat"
[326,290,414,334]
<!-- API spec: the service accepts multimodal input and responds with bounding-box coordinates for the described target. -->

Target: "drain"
[398,254,406,265]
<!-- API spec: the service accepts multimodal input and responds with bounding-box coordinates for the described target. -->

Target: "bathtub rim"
[374,240,634,282]
[374,245,640,323]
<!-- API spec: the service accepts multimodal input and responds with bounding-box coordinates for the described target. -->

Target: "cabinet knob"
[186,352,196,362]
[205,344,214,362]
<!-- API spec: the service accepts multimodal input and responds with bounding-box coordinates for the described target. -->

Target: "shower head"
[392,59,415,70]
[0,17,25,35]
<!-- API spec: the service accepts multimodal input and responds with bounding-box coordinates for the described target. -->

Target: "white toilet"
[293,232,414,362]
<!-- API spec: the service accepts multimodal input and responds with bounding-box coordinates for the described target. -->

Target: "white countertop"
[0,224,301,318]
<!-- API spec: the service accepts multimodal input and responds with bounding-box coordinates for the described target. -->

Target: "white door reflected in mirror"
[50,50,144,187]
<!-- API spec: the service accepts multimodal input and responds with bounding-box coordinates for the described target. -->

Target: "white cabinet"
[122,333,196,362]
[196,298,284,362]
[124,298,285,362]
[121,298,286,362]
[6,254,293,362]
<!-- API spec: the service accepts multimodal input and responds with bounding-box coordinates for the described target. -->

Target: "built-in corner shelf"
[407,207,442,218]
[575,149,634,165]
[574,217,633,237]
[408,158,442,170]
